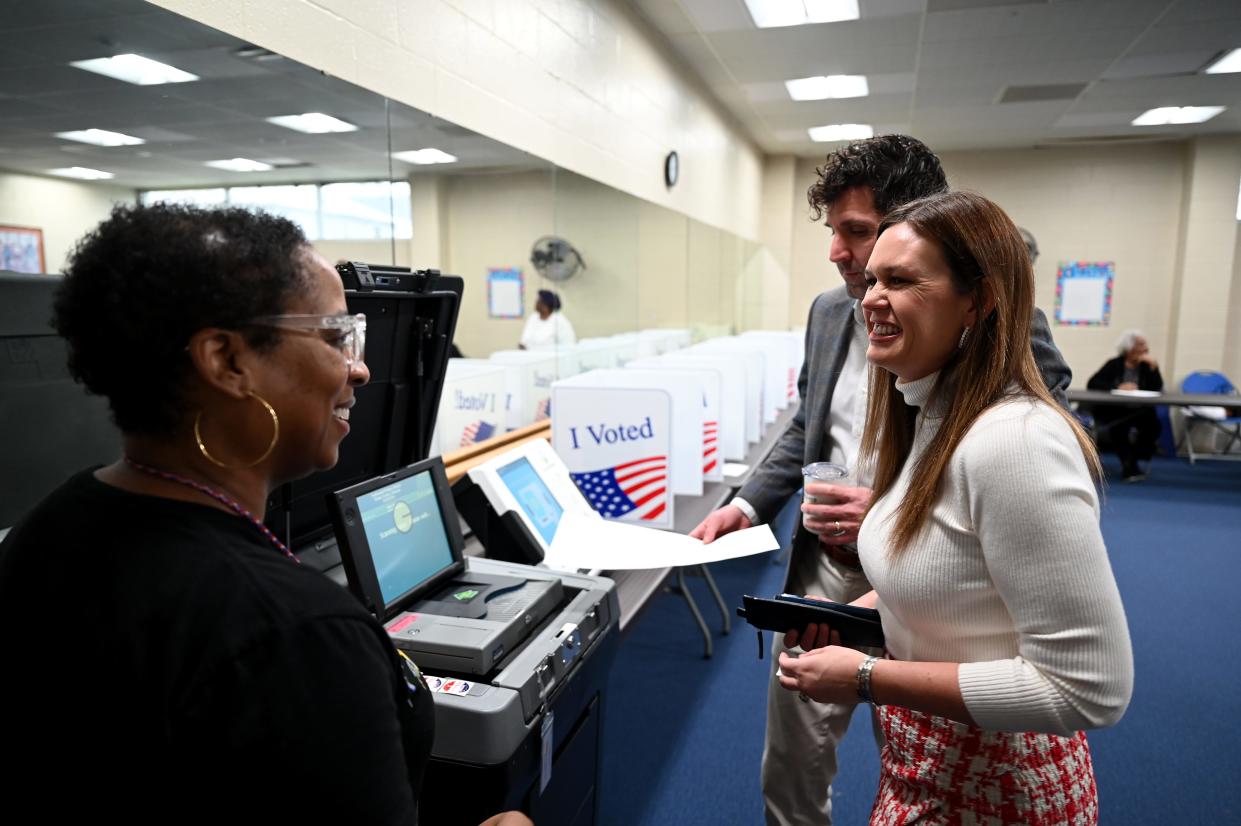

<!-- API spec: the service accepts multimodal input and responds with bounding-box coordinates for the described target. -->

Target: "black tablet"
[737,594,885,649]
[329,456,466,621]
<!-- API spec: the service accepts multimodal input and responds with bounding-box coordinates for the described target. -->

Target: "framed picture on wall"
[1055,261,1114,326]
[487,267,524,319]
[0,225,46,274]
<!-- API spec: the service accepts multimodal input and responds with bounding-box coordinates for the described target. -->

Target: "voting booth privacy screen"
[489,350,559,428]
[435,360,507,455]
[552,383,674,529]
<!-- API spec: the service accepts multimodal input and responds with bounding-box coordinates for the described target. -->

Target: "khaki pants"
[760,548,879,826]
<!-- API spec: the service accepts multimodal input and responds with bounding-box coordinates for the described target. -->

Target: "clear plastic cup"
[801,462,853,534]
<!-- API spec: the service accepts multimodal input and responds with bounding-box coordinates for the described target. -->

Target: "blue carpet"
[599,457,1241,824]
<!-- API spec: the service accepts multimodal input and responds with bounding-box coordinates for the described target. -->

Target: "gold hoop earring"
[194,392,280,469]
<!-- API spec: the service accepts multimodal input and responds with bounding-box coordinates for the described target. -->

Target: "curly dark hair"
[807,134,948,222]
[53,202,313,435]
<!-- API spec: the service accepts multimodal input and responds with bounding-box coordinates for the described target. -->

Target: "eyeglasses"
[249,313,367,368]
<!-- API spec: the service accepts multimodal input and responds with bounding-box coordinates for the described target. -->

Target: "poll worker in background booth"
[778,191,1133,822]
[519,288,577,350]
[690,135,1072,826]
[0,204,531,826]
[1086,329,1164,481]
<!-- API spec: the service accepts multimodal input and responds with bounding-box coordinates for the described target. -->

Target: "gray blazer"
[737,286,1072,582]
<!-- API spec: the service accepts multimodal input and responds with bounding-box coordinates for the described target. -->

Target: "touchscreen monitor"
[496,456,564,545]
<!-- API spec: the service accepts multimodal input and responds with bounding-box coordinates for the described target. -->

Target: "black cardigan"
[1087,355,1163,393]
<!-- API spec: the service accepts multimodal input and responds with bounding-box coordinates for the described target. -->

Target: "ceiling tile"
[1102,52,1215,80]
[922,0,1163,42]
[1126,19,1241,57]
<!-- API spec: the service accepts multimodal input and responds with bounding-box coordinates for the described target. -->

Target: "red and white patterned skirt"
[871,704,1098,825]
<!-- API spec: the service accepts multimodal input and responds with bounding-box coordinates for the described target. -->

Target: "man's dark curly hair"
[807,134,948,221]
[53,202,313,435]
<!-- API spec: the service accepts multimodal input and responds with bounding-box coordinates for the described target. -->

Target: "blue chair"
[1180,371,1241,463]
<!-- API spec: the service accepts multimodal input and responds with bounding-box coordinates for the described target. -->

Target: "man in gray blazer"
[691,135,1071,826]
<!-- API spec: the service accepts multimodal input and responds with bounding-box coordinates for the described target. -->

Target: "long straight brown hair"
[858,191,1100,554]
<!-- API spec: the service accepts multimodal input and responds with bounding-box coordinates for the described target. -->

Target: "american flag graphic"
[460,420,496,447]
[571,455,667,521]
[703,421,719,474]
[535,397,552,421]
[787,368,797,402]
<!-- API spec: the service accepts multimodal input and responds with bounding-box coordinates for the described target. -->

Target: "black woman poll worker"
[0,203,531,826]
[779,192,1133,823]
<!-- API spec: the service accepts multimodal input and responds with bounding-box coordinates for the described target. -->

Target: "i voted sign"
[566,417,655,449]
[435,362,506,455]
[552,385,673,529]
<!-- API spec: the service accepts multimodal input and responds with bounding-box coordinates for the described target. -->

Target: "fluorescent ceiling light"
[204,158,274,172]
[745,0,859,29]
[391,148,458,165]
[786,74,869,101]
[266,113,358,134]
[1131,106,1225,126]
[1204,48,1241,75]
[48,166,115,180]
[55,128,145,147]
[808,123,874,142]
[70,53,198,85]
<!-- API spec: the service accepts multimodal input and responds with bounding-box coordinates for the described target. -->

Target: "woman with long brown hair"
[778,191,1133,824]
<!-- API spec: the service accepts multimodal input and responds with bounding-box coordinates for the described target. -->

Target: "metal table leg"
[676,567,713,659]
[697,564,731,635]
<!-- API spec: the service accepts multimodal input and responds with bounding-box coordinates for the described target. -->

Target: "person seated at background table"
[778,191,1133,824]
[1086,329,1164,481]
[0,203,531,826]
[519,288,576,349]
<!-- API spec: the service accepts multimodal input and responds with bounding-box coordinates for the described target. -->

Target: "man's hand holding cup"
[801,462,870,546]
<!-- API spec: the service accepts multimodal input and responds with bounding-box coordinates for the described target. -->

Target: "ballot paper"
[722,462,750,477]
[544,511,779,571]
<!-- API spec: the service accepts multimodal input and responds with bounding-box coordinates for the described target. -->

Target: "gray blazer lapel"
[803,294,856,464]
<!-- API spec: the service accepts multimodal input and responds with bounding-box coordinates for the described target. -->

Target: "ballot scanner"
[2,265,619,824]
[330,456,619,826]
[277,264,616,825]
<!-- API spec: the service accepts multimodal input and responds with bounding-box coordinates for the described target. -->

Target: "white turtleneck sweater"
[858,371,1133,736]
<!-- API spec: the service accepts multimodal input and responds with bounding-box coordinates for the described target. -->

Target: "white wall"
[444,169,556,357]
[0,172,135,273]
[1165,137,1241,379]
[784,141,1241,385]
[1226,227,1241,382]
[146,0,764,241]
[940,143,1188,383]
[439,165,757,357]
[313,239,412,269]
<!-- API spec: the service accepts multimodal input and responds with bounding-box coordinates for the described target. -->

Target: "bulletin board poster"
[1055,261,1114,326]
[0,225,46,274]
[487,268,523,319]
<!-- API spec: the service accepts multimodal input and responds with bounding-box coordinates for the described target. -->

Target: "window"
[321,181,411,240]
[140,188,226,207]
[138,180,412,240]
[229,185,318,238]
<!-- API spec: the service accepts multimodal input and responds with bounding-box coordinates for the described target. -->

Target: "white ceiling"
[626,0,1241,154]
[0,0,544,189]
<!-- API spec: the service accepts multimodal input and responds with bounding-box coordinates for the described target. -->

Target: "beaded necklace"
[123,455,298,562]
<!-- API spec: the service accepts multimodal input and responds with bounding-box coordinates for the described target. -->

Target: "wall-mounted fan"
[530,236,586,282]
